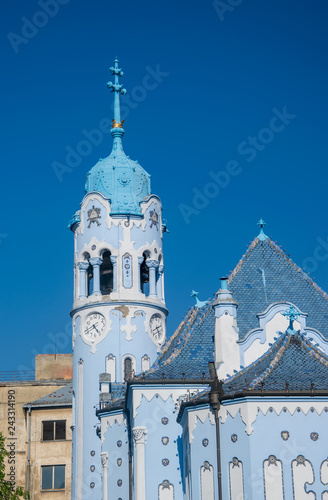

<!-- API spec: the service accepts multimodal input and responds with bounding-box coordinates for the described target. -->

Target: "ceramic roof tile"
[223,329,328,394]
[141,303,214,380]
[228,238,328,339]
[142,237,328,381]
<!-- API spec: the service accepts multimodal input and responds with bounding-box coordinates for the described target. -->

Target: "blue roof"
[178,327,328,420]
[110,382,126,402]
[141,303,215,380]
[223,327,328,394]
[141,237,328,381]
[24,382,73,408]
[85,148,151,216]
[229,238,328,340]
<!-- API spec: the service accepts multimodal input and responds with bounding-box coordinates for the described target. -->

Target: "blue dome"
[85,137,151,216]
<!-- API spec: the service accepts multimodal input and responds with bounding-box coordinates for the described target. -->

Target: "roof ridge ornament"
[257,218,269,241]
[191,290,207,309]
[282,305,301,331]
[107,58,127,148]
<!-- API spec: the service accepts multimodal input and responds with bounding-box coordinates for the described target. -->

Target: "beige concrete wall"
[0,382,72,498]
[35,354,73,381]
[29,407,72,500]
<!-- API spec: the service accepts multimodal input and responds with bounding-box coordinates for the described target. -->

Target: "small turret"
[213,278,240,379]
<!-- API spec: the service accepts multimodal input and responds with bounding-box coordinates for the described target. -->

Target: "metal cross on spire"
[107,58,127,128]
[257,218,269,241]
[282,305,301,331]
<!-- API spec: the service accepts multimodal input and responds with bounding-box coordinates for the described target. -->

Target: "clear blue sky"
[1,0,328,373]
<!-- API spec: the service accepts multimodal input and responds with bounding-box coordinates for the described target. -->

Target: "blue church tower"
[68,61,328,500]
[69,60,168,499]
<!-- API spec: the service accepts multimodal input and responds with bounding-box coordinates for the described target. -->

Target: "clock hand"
[85,325,95,333]
[85,322,99,334]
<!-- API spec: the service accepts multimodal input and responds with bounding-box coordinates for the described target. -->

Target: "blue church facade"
[69,61,328,499]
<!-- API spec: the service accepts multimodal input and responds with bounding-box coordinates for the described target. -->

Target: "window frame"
[42,420,66,442]
[41,464,66,491]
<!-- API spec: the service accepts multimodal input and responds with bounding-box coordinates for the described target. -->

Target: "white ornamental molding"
[77,236,117,263]
[80,194,112,234]
[133,388,196,418]
[120,313,137,341]
[219,400,328,435]
[188,408,215,444]
[132,426,148,445]
[100,413,127,444]
[101,452,109,469]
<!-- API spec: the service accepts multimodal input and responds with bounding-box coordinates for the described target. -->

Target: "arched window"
[100,251,113,295]
[124,357,133,381]
[87,264,93,296]
[140,252,149,296]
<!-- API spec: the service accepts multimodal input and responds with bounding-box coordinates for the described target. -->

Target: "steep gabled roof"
[178,327,328,421]
[223,328,328,394]
[229,238,328,339]
[141,236,328,381]
[140,303,215,380]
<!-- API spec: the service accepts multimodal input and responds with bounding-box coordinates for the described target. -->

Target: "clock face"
[84,313,106,340]
[150,314,164,341]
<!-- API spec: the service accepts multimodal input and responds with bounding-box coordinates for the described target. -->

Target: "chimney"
[213,278,240,379]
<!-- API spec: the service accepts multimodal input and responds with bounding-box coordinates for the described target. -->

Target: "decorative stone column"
[101,452,109,500]
[77,262,89,298]
[138,256,145,292]
[147,260,159,298]
[157,265,164,300]
[110,255,118,292]
[132,426,147,500]
[89,257,103,296]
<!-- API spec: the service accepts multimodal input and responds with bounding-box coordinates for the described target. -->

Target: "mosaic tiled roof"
[24,382,73,407]
[223,327,328,394]
[229,238,328,339]
[110,383,126,402]
[141,237,328,381]
[140,303,215,380]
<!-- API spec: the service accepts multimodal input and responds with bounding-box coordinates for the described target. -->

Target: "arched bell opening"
[140,252,150,296]
[100,251,113,295]
[87,264,93,296]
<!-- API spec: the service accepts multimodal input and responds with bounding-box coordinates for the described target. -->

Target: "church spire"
[107,58,127,153]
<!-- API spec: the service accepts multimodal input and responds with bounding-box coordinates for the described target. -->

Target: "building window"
[42,420,66,441]
[124,357,133,381]
[41,465,65,490]
[100,251,113,294]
